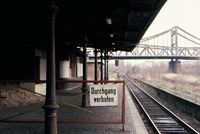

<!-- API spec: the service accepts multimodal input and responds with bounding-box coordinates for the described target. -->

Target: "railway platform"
[0,83,148,134]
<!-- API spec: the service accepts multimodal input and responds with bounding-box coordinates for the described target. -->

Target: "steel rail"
[124,77,199,134]
[125,78,161,134]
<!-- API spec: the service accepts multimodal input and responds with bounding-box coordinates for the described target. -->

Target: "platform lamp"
[106,17,112,25]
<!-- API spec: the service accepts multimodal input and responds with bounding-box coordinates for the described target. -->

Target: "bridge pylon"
[168,26,181,73]
[171,26,178,56]
[168,59,181,73]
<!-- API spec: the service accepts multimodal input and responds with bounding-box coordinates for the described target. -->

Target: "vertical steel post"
[100,49,103,81]
[94,48,98,81]
[106,57,108,80]
[82,43,87,107]
[122,81,125,131]
[104,51,107,81]
[43,1,59,134]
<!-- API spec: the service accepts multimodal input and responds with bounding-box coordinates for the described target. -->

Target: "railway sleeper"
[157,125,184,128]
[160,130,188,134]
[153,119,177,124]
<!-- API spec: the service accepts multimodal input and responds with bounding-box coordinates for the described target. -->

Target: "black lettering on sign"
[91,87,117,95]
[93,96,114,103]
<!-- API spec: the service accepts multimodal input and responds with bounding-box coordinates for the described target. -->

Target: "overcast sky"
[114,0,200,66]
[143,0,200,38]
[124,0,200,66]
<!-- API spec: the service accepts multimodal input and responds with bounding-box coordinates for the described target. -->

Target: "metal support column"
[100,49,103,81]
[82,43,88,107]
[94,48,98,81]
[106,58,108,80]
[43,1,59,134]
[104,51,107,81]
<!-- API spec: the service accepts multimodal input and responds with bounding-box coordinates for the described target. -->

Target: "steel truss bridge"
[89,26,200,60]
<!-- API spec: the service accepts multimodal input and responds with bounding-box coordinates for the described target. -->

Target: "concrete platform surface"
[0,86,148,134]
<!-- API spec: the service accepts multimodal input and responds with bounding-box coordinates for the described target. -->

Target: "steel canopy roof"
[6,0,167,51]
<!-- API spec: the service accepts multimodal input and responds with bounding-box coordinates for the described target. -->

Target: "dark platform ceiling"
[7,0,167,51]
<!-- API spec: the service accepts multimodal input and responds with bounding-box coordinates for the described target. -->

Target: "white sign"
[89,84,118,106]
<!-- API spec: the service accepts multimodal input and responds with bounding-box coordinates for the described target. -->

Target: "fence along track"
[124,77,199,134]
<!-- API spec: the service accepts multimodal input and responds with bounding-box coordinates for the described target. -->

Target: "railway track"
[124,77,199,134]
